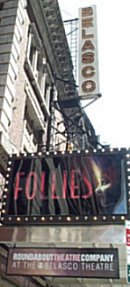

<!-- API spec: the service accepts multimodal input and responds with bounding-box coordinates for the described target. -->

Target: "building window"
[44,83,51,107]
[25,23,51,116]
[25,24,45,93]
[36,55,47,93]
[0,2,4,24]
[26,23,41,77]
[29,38,37,70]
[0,2,4,10]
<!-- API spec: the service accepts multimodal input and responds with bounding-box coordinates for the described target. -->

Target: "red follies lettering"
[70,170,80,199]
[14,169,93,201]
[14,172,25,200]
[51,171,59,199]
[82,175,93,198]
[62,171,67,199]
[25,172,37,200]
[40,172,46,199]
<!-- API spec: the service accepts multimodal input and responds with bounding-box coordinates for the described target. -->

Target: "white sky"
[58,0,130,148]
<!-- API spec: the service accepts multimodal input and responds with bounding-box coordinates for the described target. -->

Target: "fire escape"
[63,18,79,81]
[42,0,101,152]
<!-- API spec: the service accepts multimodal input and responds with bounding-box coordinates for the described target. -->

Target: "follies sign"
[1,149,129,225]
[7,247,119,278]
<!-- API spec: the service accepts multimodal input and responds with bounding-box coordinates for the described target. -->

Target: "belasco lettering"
[81,7,96,93]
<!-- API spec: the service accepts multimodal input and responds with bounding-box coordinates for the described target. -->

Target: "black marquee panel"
[1,148,130,225]
[7,247,119,278]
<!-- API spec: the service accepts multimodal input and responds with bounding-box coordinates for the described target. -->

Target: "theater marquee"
[1,148,129,225]
[78,6,100,99]
[7,247,119,278]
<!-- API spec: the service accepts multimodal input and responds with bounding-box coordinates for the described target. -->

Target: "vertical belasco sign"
[78,6,100,99]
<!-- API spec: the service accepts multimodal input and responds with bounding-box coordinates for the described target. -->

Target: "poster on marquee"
[1,149,128,225]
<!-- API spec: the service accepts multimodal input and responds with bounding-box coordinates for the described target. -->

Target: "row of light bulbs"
[8,147,130,158]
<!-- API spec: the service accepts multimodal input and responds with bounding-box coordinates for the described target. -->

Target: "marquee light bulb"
[76,216,79,220]
[84,216,88,220]
[93,216,97,220]
[102,216,106,220]
[41,217,45,221]
[50,217,53,221]
[23,152,27,157]
[67,217,71,221]
[17,217,21,221]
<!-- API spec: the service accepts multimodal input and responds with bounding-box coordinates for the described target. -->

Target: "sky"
[58,0,130,148]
